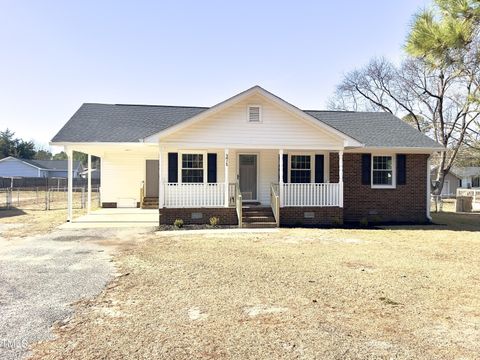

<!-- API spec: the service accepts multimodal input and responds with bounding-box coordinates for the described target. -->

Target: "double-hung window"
[181,154,204,183]
[372,155,394,187]
[290,155,311,183]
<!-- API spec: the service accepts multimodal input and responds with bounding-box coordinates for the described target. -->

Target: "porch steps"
[141,197,159,209]
[242,206,277,228]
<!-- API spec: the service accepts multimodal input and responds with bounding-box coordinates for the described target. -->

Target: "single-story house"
[51,86,443,226]
[430,167,462,197]
[0,156,84,178]
[452,167,480,189]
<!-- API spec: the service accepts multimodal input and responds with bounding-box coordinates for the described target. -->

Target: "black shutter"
[283,154,288,183]
[361,154,371,185]
[168,153,178,183]
[396,154,406,185]
[207,153,217,183]
[315,155,324,183]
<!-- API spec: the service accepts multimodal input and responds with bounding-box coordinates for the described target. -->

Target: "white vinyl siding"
[161,94,343,148]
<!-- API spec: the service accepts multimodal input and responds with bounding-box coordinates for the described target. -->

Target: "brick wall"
[280,207,343,226]
[159,207,238,225]
[330,153,429,223]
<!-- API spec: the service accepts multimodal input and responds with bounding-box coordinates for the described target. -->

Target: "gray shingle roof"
[21,159,82,171]
[305,111,442,148]
[52,103,442,149]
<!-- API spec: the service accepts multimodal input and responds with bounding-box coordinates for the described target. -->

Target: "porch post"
[67,148,73,222]
[158,147,164,209]
[339,151,344,208]
[87,154,92,213]
[224,149,229,207]
[279,149,284,207]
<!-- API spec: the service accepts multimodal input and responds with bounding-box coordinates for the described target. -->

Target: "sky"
[0,0,430,151]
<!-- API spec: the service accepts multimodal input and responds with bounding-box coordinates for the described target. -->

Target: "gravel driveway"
[0,226,149,360]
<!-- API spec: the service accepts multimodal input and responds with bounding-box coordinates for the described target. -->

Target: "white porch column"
[339,151,344,208]
[87,154,92,213]
[67,148,73,222]
[158,147,164,209]
[224,149,229,207]
[279,149,284,207]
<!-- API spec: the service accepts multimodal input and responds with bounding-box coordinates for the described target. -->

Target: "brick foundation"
[159,207,238,225]
[280,207,343,226]
[330,153,429,224]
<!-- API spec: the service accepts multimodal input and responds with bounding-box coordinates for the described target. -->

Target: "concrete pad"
[58,208,158,229]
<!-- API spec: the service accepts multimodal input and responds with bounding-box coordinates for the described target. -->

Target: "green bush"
[209,216,220,227]
[359,217,369,227]
[173,219,184,228]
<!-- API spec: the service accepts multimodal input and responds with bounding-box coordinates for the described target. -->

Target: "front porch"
[149,148,345,227]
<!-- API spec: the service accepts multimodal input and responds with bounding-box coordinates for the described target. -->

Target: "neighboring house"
[51,86,443,226]
[0,156,84,178]
[453,167,480,189]
[430,167,462,197]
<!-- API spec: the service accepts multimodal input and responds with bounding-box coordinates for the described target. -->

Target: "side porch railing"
[236,182,242,228]
[281,183,342,207]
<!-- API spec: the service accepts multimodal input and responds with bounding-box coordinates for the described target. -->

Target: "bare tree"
[329,57,480,194]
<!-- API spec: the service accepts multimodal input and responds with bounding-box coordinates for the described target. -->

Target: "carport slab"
[59,208,158,229]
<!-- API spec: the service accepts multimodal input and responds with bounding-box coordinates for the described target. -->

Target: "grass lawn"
[29,211,480,359]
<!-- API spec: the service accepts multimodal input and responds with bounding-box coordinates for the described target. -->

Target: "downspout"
[426,155,432,222]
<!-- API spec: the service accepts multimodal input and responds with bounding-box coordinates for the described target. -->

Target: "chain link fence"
[0,177,101,211]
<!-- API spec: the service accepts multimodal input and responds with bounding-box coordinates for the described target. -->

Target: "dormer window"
[247,105,262,123]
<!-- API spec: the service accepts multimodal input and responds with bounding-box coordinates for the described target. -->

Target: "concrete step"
[242,222,278,228]
[242,215,276,223]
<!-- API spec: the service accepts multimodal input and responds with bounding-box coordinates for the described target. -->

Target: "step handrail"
[270,183,280,227]
[236,182,242,228]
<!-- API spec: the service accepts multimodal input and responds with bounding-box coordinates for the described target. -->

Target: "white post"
[224,149,229,207]
[426,155,432,221]
[87,154,92,213]
[158,148,164,209]
[67,148,73,222]
[279,149,284,207]
[339,151,344,208]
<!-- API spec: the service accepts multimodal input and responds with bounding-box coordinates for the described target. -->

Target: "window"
[473,176,480,188]
[247,105,261,122]
[181,154,204,183]
[290,155,311,183]
[372,155,394,187]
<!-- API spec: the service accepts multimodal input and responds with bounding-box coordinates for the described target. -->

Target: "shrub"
[209,216,220,227]
[173,219,184,228]
[359,217,369,227]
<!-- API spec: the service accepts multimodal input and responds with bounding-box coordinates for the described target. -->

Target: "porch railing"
[270,183,280,226]
[236,182,242,228]
[164,183,225,208]
[282,183,341,207]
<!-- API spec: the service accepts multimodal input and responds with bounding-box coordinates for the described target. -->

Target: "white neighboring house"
[0,156,83,178]
[453,167,480,189]
[430,167,462,197]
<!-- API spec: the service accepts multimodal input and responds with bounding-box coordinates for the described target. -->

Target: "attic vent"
[247,105,261,122]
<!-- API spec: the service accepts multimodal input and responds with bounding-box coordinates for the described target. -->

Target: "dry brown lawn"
[28,211,480,360]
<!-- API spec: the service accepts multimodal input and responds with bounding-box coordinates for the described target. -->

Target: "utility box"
[456,196,473,212]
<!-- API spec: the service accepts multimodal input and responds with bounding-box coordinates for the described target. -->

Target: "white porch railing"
[164,183,225,208]
[282,183,341,207]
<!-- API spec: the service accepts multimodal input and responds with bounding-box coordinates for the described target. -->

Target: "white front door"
[238,154,258,201]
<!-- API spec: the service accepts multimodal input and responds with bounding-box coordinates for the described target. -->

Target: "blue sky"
[0,0,430,149]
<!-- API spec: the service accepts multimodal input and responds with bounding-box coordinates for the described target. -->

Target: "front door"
[238,154,257,201]
[145,160,159,197]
